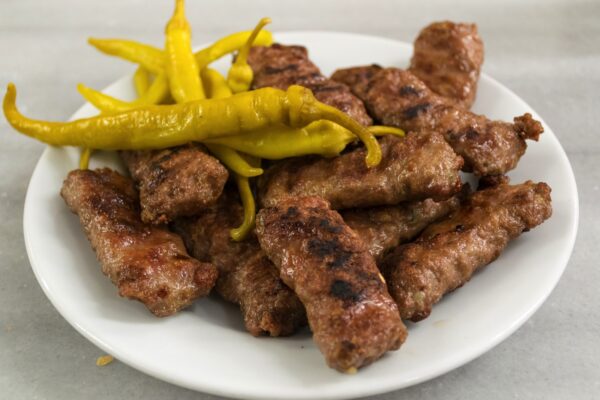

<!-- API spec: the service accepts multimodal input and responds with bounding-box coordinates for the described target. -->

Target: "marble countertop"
[1,0,598,399]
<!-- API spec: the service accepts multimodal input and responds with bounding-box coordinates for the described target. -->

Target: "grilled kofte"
[409,21,484,109]
[61,168,218,317]
[332,67,543,176]
[256,197,407,372]
[342,186,468,262]
[259,133,463,209]
[247,44,373,126]
[174,186,467,335]
[381,181,552,321]
[121,144,228,225]
[172,190,306,337]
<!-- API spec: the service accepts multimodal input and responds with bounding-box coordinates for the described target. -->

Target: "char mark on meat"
[172,189,306,337]
[256,196,407,372]
[259,133,463,210]
[61,168,218,317]
[332,67,543,176]
[248,44,373,126]
[342,185,469,262]
[381,181,552,321]
[121,144,228,225]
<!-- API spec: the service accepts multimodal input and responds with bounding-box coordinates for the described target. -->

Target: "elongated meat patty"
[409,21,484,109]
[121,144,228,224]
[61,168,218,317]
[172,191,306,337]
[332,67,543,176]
[259,133,463,209]
[381,181,552,321]
[256,196,407,372]
[342,186,468,262]
[247,44,373,126]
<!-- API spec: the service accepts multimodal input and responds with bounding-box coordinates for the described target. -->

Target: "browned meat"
[330,65,383,100]
[381,181,552,322]
[342,186,468,262]
[121,144,228,225]
[247,44,373,126]
[332,67,543,176]
[172,191,306,336]
[259,133,463,210]
[477,174,510,190]
[256,197,407,372]
[60,168,218,317]
[410,21,484,109]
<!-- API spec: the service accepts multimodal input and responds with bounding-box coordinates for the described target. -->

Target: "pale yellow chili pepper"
[77,73,169,113]
[201,68,232,99]
[133,66,150,96]
[164,0,204,102]
[227,17,271,93]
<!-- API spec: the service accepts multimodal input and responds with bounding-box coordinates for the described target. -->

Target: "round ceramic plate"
[23,32,578,400]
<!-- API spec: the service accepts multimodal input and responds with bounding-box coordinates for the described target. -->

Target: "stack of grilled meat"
[61,21,552,373]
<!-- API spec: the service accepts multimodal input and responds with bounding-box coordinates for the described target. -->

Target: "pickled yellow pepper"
[195,30,273,68]
[164,0,204,102]
[4,84,382,165]
[227,18,271,93]
[88,31,273,75]
[205,122,404,159]
[199,68,262,180]
[87,38,165,74]
[86,30,272,111]
[201,68,232,99]
[133,66,150,96]
[77,74,170,113]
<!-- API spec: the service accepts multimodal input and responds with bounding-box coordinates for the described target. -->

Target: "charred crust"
[263,64,299,75]
[284,206,299,218]
[399,85,420,96]
[147,163,167,191]
[307,238,352,269]
[341,340,357,352]
[326,251,352,269]
[310,83,345,93]
[318,218,343,234]
[330,280,361,302]
[465,128,480,140]
[307,238,342,258]
[404,103,431,119]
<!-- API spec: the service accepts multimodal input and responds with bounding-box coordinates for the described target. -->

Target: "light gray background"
[1,0,598,399]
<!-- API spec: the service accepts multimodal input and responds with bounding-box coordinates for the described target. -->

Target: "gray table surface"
[1,0,598,399]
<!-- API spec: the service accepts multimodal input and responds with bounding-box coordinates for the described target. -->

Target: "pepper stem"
[236,17,272,65]
[285,85,382,167]
[316,103,382,167]
[205,143,263,177]
[368,125,405,138]
[230,173,257,241]
[79,148,93,170]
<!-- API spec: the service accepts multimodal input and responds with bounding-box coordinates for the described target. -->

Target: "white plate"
[23,32,578,400]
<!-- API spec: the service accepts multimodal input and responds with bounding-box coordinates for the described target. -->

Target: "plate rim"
[22,30,579,400]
